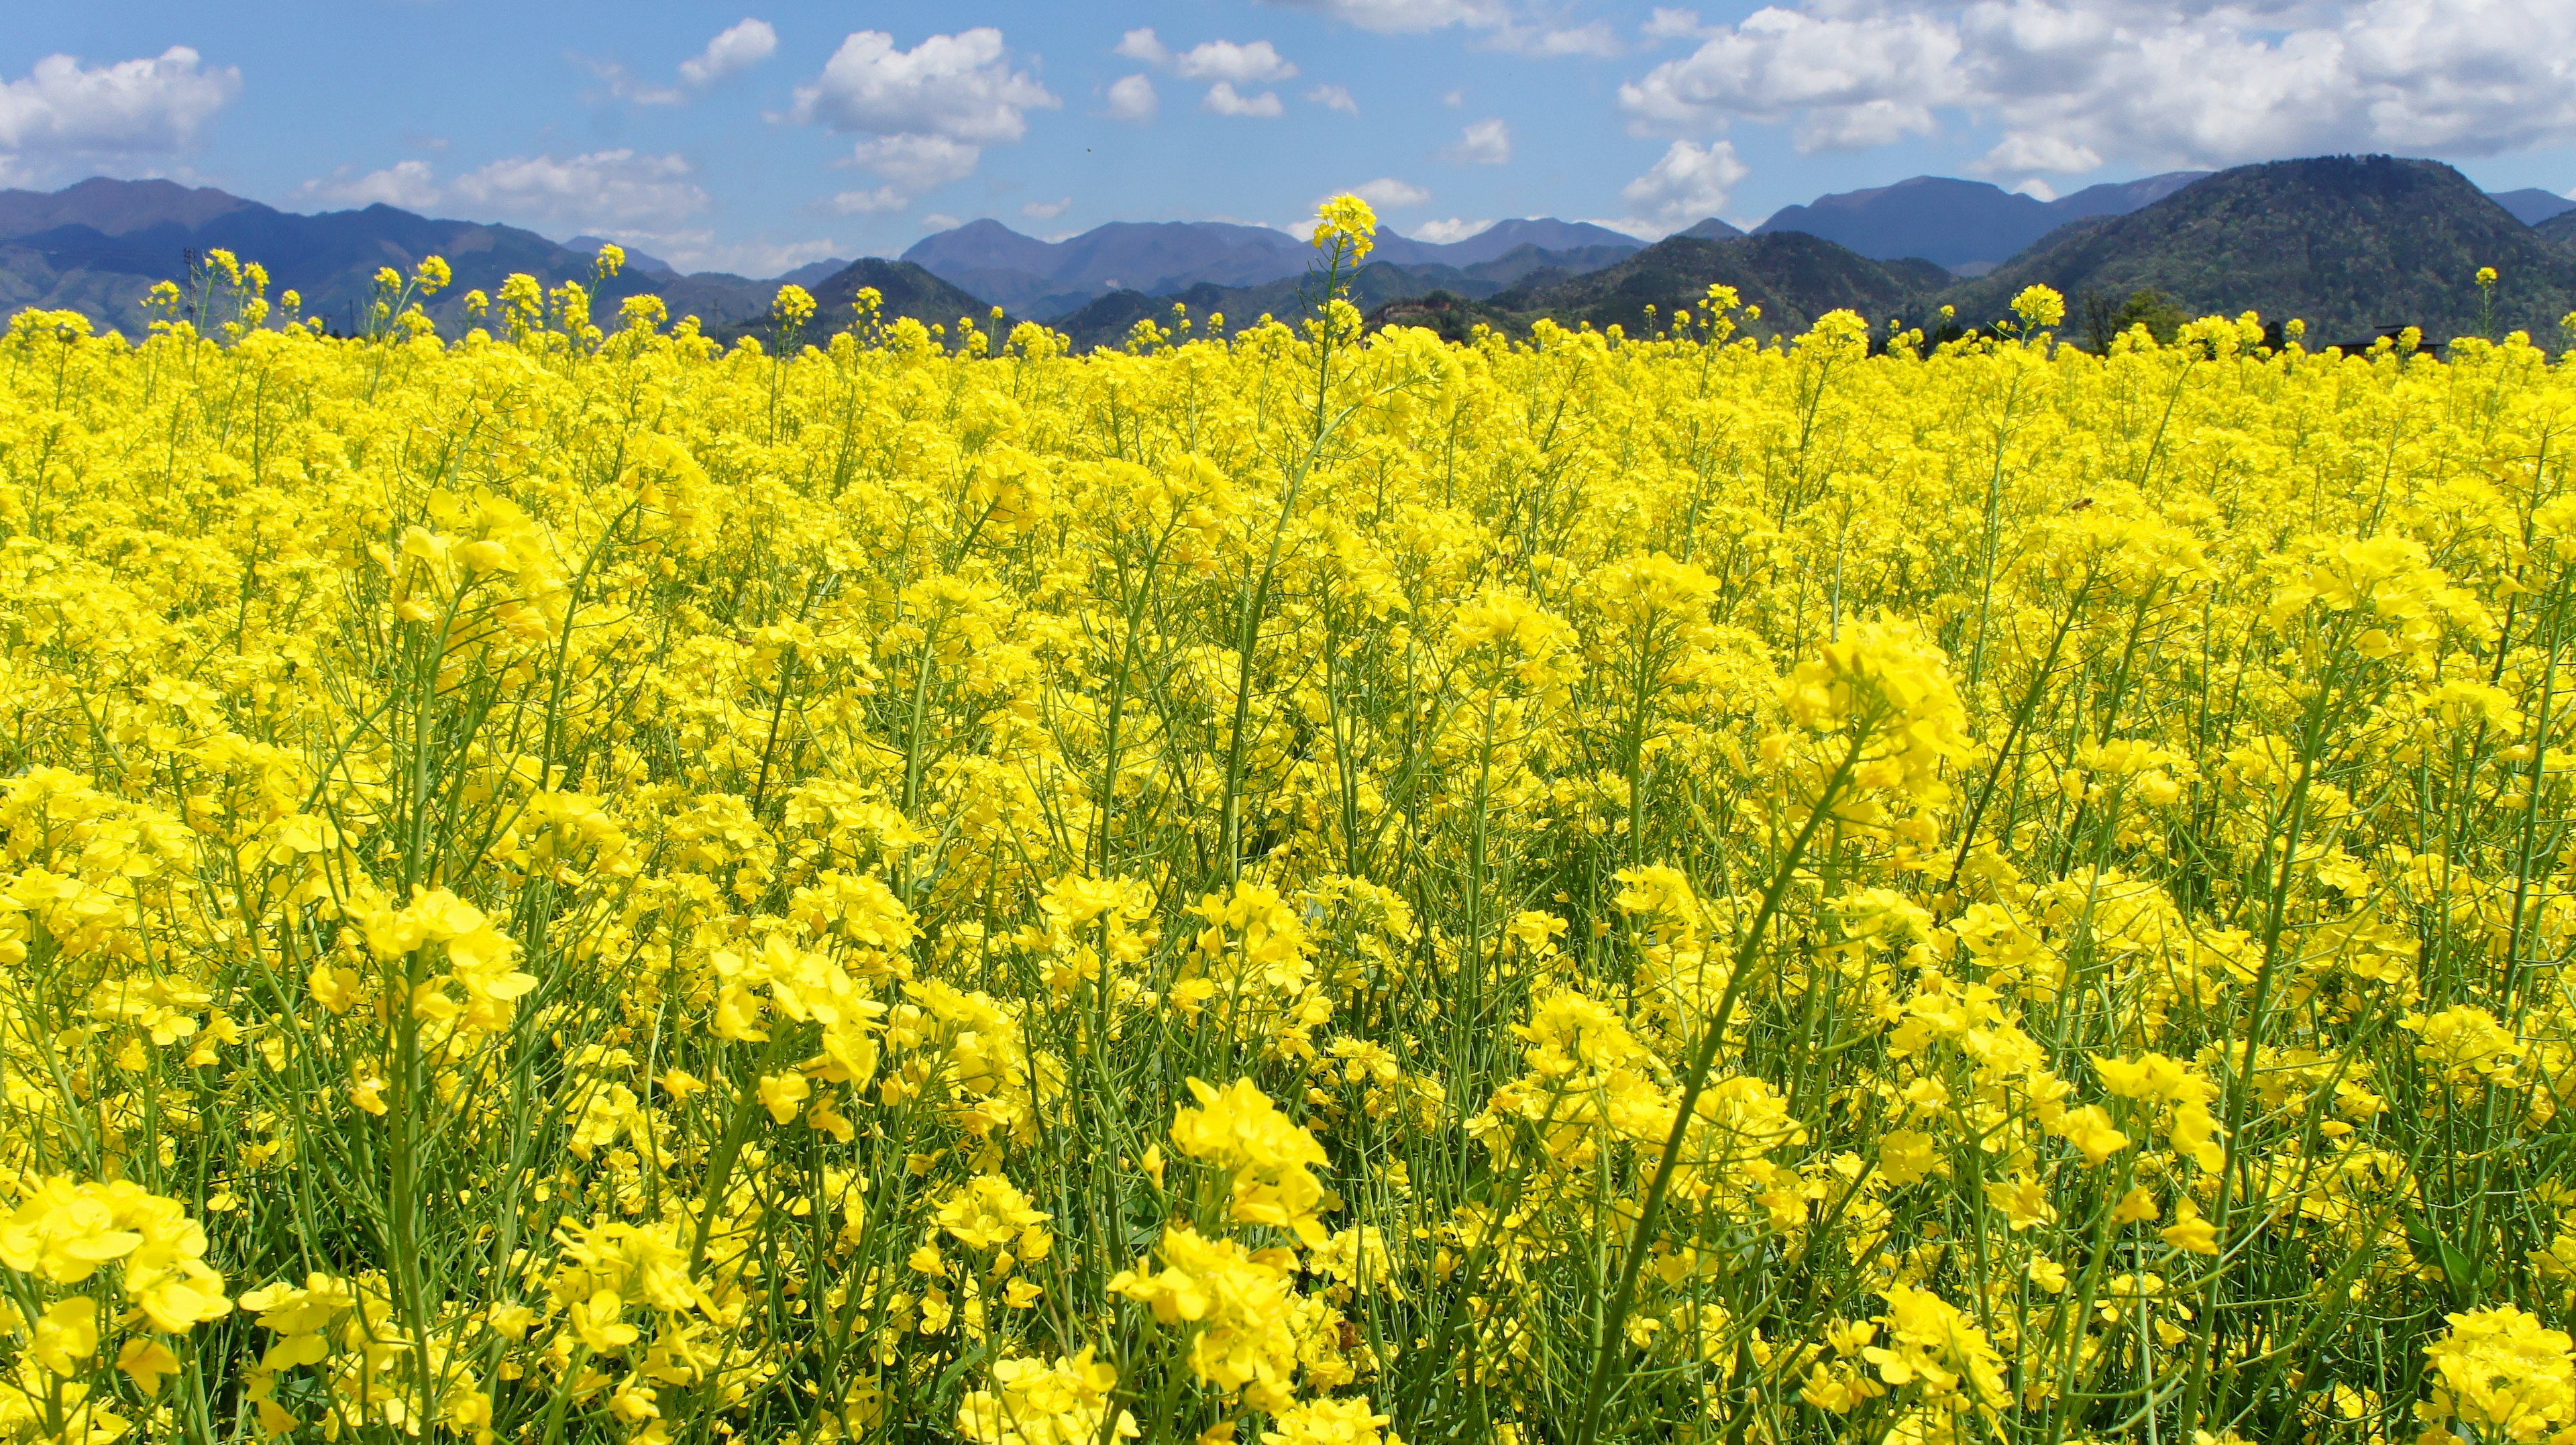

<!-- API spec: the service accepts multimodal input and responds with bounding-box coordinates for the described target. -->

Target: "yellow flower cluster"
[0,1179,227,1442]
[5,209,2576,1444]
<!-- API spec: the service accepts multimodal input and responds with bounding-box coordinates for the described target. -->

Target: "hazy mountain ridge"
[1754,172,2212,273]
[2494,189,2576,227]
[0,178,913,337]
[904,216,1644,320]
[7,163,2575,353]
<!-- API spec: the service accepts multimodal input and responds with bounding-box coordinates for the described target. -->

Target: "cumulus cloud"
[792,29,1057,144]
[300,160,441,210]
[680,19,779,87]
[1115,29,1171,64]
[0,46,239,183]
[1023,195,1073,219]
[1618,7,1955,150]
[1106,74,1159,121]
[303,152,719,230]
[1260,0,1512,34]
[1172,39,1299,85]
[583,19,777,107]
[1118,32,1302,118]
[844,134,981,191]
[1616,0,2576,173]
[1350,176,1432,207]
[702,237,842,276]
[1442,117,1511,164]
[578,60,685,107]
[830,186,908,215]
[1410,217,1495,243]
[602,229,838,276]
[1203,82,1285,118]
[451,150,710,230]
[1308,84,1359,113]
[1262,0,1611,56]
[1492,21,1621,56]
[790,28,1058,207]
[1620,138,1748,227]
[1644,8,1709,41]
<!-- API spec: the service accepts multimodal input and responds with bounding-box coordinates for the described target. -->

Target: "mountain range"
[3,159,2573,353]
[1945,155,2576,345]
[899,216,1646,317]
[1379,155,2576,352]
[1750,172,2212,273]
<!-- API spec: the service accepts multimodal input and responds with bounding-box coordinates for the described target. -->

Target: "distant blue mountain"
[1754,171,2576,276]
[0,176,897,337]
[2491,188,2576,226]
[1756,173,2212,274]
[1372,218,1644,267]
[904,217,1643,317]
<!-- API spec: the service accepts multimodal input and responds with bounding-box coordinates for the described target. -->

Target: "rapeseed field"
[5,199,2576,1445]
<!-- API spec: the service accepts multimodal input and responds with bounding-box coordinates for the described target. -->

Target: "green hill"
[1943,156,2576,345]
[716,258,1001,345]
[1477,232,1939,339]
[1042,248,1644,352]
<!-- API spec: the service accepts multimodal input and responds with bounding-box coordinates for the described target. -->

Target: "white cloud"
[2009,176,2059,201]
[578,58,685,107]
[680,19,778,87]
[1172,40,1299,85]
[1023,195,1073,219]
[789,28,1059,205]
[608,229,838,276]
[1442,117,1511,164]
[1350,176,1432,208]
[1115,28,1171,64]
[1615,0,2576,175]
[1203,83,1285,118]
[1106,74,1159,121]
[845,134,981,191]
[1442,89,1465,107]
[714,238,841,277]
[830,186,908,214]
[451,150,710,230]
[1122,34,1303,120]
[1260,0,1512,34]
[0,47,239,183]
[791,29,1059,145]
[1644,8,1708,41]
[1620,138,1748,227]
[1308,84,1359,113]
[1984,131,2102,176]
[1410,217,1494,243]
[582,19,776,107]
[301,160,441,210]
[1262,0,1611,57]
[1492,21,1622,57]
[1617,7,1956,151]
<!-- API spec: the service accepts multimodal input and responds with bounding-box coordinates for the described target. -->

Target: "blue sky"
[7,1,2576,275]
